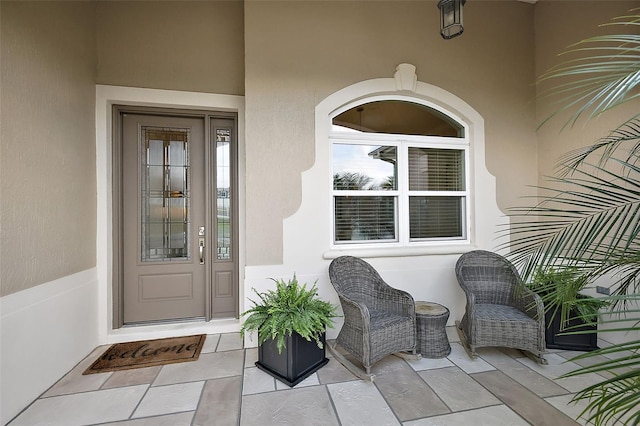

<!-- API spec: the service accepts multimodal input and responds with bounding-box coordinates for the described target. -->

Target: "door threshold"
[123,317,206,328]
[107,317,241,344]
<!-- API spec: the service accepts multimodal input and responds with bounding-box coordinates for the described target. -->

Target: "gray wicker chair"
[328,256,416,376]
[455,250,547,364]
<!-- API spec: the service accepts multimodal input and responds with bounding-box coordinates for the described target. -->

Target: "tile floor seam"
[126,383,152,421]
[191,378,209,423]
[423,403,529,424]
[237,348,247,426]
[478,352,572,399]
[464,372,540,426]
[427,369,506,416]
[406,359,456,416]
[322,383,343,426]
[471,370,581,426]
[557,352,614,381]
[118,409,196,424]
[244,381,324,396]
[151,374,242,389]
[372,377,404,425]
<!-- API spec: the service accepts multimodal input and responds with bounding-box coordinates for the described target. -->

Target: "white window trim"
[329,97,471,249]
[315,63,500,259]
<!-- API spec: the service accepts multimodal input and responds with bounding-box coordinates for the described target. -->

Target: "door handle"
[198,238,205,264]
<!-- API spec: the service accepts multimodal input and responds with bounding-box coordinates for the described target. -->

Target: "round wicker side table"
[415,301,451,358]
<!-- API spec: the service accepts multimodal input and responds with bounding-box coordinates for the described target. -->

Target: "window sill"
[323,244,477,260]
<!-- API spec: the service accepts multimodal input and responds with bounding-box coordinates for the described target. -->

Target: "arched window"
[330,97,469,246]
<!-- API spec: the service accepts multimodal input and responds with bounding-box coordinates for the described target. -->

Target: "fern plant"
[240,275,337,353]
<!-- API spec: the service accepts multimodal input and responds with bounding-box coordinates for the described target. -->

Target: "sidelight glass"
[141,127,190,262]
[216,128,232,260]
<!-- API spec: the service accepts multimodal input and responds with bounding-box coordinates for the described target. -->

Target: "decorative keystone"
[394,63,417,92]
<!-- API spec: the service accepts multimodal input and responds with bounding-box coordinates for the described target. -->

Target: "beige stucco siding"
[534,0,640,183]
[96,0,245,95]
[3,0,636,288]
[244,0,539,265]
[1,1,97,296]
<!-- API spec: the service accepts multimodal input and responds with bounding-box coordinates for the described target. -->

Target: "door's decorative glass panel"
[216,128,232,260]
[141,127,190,262]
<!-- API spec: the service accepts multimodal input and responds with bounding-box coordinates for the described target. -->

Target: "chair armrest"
[513,287,544,321]
[338,294,370,332]
[462,289,476,319]
[374,286,415,318]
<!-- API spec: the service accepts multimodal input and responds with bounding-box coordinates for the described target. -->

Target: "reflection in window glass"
[409,196,463,239]
[333,144,397,190]
[332,100,464,137]
[408,148,464,191]
[334,196,396,242]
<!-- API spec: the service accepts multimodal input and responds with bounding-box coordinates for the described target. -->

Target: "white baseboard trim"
[1,269,99,425]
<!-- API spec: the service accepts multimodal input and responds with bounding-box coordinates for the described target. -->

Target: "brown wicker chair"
[455,250,547,364]
[328,256,416,376]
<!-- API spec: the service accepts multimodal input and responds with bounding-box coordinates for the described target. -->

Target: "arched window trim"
[329,94,469,140]
[329,95,471,249]
[308,64,498,260]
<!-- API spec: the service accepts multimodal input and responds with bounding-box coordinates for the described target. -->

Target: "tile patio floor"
[8,327,616,426]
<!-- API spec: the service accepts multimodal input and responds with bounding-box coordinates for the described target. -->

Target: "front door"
[117,108,238,325]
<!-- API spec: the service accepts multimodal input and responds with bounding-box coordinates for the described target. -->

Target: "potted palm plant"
[240,275,337,387]
[503,9,640,424]
[529,268,607,351]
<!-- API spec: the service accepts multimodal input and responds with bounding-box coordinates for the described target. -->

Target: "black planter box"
[255,331,329,387]
[545,309,598,351]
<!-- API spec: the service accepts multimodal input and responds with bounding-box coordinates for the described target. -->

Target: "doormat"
[83,334,206,375]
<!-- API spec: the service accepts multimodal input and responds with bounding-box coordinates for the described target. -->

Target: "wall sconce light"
[437,0,466,39]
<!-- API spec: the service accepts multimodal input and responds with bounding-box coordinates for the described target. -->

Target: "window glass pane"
[333,144,396,190]
[409,196,463,239]
[409,148,464,191]
[334,196,396,242]
[332,100,464,137]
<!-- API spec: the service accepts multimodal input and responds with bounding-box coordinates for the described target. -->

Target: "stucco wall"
[0,1,97,296]
[534,0,639,181]
[96,0,244,95]
[244,0,539,266]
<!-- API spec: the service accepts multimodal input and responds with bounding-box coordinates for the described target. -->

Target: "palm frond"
[556,116,640,176]
[536,12,640,129]
[502,157,640,282]
[513,10,640,424]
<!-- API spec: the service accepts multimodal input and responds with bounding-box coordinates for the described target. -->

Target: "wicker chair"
[328,256,416,376]
[455,250,547,364]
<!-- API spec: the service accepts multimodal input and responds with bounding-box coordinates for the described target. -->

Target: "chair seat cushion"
[472,304,541,351]
[369,308,412,330]
[463,303,544,353]
[476,304,535,323]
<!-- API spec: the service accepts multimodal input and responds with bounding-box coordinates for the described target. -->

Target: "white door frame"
[96,85,246,344]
